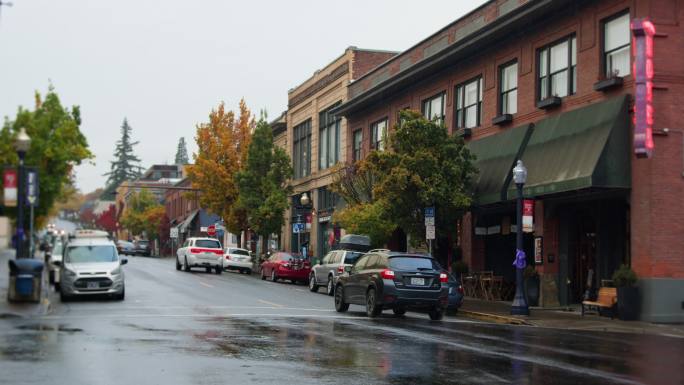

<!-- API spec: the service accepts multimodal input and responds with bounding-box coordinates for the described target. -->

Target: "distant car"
[59,234,127,301]
[446,272,464,314]
[133,240,151,256]
[223,247,252,274]
[176,237,223,274]
[334,251,449,320]
[117,240,135,256]
[309,249,364,296]
[260,252,311,284]
[47,239,65,289]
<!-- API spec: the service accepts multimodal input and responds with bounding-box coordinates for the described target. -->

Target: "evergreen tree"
[235,118,292,254]
[174,137,189,165]
[103,118,142,198]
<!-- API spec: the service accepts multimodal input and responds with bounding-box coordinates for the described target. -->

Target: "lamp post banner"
[3,168,18,207]
[522,199,534,233]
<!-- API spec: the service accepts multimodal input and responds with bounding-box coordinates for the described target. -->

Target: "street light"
[14,127,31,259]
[511,160,529,315]
[300,192,310,206]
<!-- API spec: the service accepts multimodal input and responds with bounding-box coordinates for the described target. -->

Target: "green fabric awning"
[467,124,533,205]
[507,95,630,199]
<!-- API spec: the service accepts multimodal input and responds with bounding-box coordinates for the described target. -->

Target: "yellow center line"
[198,281,214,288]
[257,299,284,308]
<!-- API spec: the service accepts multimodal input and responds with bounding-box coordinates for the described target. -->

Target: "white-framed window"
[500,62,518,115]
[603,12,631,77]
[422,93,446,125]
[370,119,387,151]
[455,77,483,128]
[538,36,577,99]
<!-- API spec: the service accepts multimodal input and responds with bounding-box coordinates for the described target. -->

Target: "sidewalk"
[459,297,684,338]
[0,248,51,319]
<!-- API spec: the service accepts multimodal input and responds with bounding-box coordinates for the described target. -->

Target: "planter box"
[617,286,639,321]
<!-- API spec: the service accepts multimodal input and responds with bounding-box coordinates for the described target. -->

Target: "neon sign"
[631,18,655,158]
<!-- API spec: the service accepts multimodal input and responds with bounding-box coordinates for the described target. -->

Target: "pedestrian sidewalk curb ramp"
[459,309,533,326]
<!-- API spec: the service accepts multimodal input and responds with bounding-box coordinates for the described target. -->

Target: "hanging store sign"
[631,18,656,158]
[534,237,543,264]
[523,199,534,233]
[3,169,17,207]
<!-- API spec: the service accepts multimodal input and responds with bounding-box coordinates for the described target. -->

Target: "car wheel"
[260,269,266,280]
[54,282,61,291]
[115,287,125,301]
[429,307,444,321]
[205,267,212,273]
[308,273,318,292]
[184,257,191,272]
[175,258,181,271]
[393,307,406,316]
[334,284,349,313]
[366,288,382,318]
[245,269,252,275]
[59,290,70,303]
[271,270,278,282]
[215,266,222,275]
[48,270,55,285]
[326,276,335,297]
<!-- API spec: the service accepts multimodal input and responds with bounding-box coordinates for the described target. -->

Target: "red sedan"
[260,252,311,284]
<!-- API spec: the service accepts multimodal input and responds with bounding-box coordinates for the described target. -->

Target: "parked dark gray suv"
[334,251,449,320]
[309,249,364,296]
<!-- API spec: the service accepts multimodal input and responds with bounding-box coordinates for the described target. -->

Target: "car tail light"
[440,273,448,283]
[226,255,231,260]
[380,269,395,279]
[212,250,223,255]
[337,265,345,274]
[190,248,200,254]
[457,285,464,294]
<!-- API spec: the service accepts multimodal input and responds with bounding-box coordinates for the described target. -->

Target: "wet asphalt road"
[1,255,683,385]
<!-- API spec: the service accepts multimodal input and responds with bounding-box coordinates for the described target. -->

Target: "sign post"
[26,170,38,257]
[425,207,435,255]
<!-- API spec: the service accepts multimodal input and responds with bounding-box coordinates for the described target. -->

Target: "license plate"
[87,282,99,289]
[410,277,425,286]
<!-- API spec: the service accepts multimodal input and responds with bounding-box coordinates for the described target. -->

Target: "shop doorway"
[571,214,597,303]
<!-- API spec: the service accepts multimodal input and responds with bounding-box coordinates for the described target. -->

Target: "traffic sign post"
[424,207,436,256]
[26,170,38,257]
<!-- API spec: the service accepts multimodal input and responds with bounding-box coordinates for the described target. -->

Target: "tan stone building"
[281,47,396,259]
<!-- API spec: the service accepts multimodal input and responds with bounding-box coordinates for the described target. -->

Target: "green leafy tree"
[103,118,142,198]
[174,137,189,165]
[236,118,292,253]
[334,110,477,251]
[0,86,92,228]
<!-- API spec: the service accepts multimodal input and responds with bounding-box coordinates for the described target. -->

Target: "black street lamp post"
[14,127,31,259]
[511,160,530,316]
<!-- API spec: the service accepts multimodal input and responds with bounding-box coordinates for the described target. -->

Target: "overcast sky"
[0,0,487,194]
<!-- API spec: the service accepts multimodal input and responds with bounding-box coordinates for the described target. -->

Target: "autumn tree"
[186,100,253,245]
[0,85,93,228]
[174,137,189,165]
[95,204,118,233]
[236,118,292,254]
[103,118,143,198]
[120,189,164,241]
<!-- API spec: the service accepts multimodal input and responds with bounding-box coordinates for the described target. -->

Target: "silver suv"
[309,249,364,296]
[59,233,127,301]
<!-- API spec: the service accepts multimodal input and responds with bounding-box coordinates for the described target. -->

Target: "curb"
[459,309,533,326]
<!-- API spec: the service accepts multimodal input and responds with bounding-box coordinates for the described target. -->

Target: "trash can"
[7,259,44,303]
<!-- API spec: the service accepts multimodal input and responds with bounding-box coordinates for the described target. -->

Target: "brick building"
[282,47,397,259]
[333,0,683,322]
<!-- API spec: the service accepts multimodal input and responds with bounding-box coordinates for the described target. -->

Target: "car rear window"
[389,256,440,271]
[195,240,221,249]
[230,249,249,256]
[343,252,363,265]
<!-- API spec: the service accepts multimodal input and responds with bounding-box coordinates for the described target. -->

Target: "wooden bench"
[581,287,617,318]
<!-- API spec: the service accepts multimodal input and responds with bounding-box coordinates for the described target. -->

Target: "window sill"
[536,96,562,110]
[492,114,513,126]
[455,128,472,138]
[593,77,624,92]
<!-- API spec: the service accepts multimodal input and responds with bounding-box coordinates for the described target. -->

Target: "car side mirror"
[344,265,352,274]
[53,260,62,267]
[121,258,128,265]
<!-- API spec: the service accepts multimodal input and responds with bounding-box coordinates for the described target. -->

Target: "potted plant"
[524,265,540,307]
[612,264,639,320]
